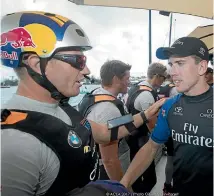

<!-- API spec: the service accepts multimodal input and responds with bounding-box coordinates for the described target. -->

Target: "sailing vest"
[77,92,127,117]
[126,84,159,159]
[1,102,100,196]
[77,90,129,160]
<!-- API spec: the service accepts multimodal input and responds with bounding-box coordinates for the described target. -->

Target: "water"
[1,85,100,106]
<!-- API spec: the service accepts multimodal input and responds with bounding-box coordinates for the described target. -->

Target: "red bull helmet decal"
[1,11,92,68]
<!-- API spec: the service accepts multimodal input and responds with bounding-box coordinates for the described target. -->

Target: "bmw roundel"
[67,130,82,148]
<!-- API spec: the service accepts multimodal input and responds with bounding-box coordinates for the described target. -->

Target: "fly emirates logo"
[172,123,213,148]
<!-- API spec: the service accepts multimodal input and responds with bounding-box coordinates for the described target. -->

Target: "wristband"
[140,111,149,123]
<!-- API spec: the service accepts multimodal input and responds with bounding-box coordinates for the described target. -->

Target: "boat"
[1,85,10,88]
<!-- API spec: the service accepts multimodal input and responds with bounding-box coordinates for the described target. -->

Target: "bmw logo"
[67,130,82,148]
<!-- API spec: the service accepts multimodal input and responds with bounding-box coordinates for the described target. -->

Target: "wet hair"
[100,60,131,86]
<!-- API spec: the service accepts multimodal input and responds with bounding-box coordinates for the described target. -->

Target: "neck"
[16,79,58,104]
[147,79,155,88]
[184,79,210,96]
[103,85,118,97]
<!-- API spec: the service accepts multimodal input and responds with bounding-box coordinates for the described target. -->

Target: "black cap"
[156,37,209,61]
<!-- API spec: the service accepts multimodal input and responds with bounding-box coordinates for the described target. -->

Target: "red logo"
[0,27,36,49]
[0,51,18,60]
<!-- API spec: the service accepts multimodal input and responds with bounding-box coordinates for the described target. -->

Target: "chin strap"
[23,58,69,102]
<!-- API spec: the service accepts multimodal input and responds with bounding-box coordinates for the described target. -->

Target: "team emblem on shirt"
[84,145,91,153]
[67,130,82,148]
[80,118,91,131]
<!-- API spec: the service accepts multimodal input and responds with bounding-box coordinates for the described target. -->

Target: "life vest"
[77,89,129,159]
[126,84,159,116]
[156,83,175,98]
[126,84,159,159]
[1,102,100,196]
[77,90,127,117]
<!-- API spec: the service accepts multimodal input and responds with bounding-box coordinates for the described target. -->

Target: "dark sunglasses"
[53,54,87,71]
[159,75,166,80]
[155,74,166,80]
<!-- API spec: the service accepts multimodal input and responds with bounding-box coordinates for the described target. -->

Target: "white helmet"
[1,11,92,100]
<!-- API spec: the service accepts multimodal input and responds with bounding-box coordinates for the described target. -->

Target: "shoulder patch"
[80,118,91,131]
[94,95,116,102]
[67,130,82,148]
[139,85,153,91]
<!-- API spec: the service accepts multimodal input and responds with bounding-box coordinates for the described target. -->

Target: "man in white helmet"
[1,11,165,196]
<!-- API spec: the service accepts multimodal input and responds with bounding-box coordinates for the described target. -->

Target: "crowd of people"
[1,11,213,196]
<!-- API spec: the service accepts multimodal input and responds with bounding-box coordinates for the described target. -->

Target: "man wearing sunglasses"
[1,11,166,196]
[125,62,167,194]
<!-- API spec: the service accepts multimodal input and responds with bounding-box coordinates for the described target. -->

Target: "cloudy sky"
[0,0,212,78]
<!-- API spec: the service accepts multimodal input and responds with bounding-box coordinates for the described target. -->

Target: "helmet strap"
[22,58,68,102]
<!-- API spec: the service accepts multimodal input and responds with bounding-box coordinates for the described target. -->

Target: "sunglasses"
[159,75,166,80]
[154,74,166,80]
[53,54,87,71]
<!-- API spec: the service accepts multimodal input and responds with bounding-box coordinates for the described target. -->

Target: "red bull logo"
[0,51,18,60]
[0,27,36,49]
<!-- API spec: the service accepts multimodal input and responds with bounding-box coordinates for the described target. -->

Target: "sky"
[0,0,213,79]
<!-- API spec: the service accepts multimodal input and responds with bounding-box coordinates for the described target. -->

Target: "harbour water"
[1,85,100,106]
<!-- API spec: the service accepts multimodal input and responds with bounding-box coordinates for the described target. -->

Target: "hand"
[144,98,167,120]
